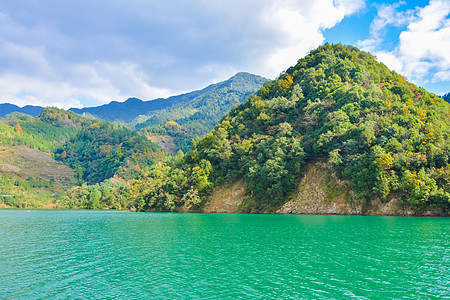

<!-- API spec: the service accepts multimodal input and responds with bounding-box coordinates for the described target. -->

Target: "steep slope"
[70,72,268,125]
[0,107,161,208]
[55,122,161,185]
[136,44,449,215]
[0,108,92,208]
[138,72,269,152]
[0,146,77,208]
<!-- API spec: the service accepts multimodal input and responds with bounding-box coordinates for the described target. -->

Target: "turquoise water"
[0,210,448,299]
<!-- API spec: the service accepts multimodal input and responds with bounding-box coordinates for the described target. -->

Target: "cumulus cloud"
[0,0,364,108]
[0,61,172,109]
[358,0,450,91]
[260,0,364,76]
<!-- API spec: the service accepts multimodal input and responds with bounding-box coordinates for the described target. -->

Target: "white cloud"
[358,0,450,87]
[0,62,172,109]
[0,0,365,108]
[434,70,450,81]
[375,51,404,71]
[255,0,365,76]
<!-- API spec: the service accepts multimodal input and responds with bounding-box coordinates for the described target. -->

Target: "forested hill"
[0,107,161,208]
[54,122,161,185]
[137,72,270,152]
[135,44,449,215]
[70,72,268,124]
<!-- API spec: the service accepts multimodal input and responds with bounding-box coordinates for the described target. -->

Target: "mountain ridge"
[1,45,448,214]
[0,72,268,123]
[0,103,43,117]
[130,44,450,215]
[69,72,268,123]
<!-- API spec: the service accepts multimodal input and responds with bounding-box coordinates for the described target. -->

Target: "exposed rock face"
[277,161,360,215]
[277,161,443,216]
[147,134,177,156]
[204,179,246,213]
[204,161,446,216]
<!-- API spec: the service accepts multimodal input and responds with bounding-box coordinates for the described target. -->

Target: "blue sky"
[0,0,448,108]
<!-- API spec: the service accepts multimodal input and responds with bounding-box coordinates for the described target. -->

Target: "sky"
[0,0,448,109]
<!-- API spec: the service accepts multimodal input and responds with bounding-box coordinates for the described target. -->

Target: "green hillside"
[55,121,161,185]
[0,107,162,208]
[0,108,93,207]
[132,44,449,214]
[70,72,267,127]
[2,45,449,214]
[137,72,269,152]
[0,107,97,153]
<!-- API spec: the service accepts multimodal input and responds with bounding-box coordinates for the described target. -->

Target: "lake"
[0,210,448,299]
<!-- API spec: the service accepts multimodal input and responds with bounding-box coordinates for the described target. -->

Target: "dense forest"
[120,44,449,214]
[1,44,449,214]
[55,122,161,184]
[136,72,268,153]
[0,108,161,208]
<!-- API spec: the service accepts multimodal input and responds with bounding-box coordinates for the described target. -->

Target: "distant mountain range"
[70,72,268,123]
[443,92,449,103]
[0,103,43,117]
[133,72,270,152]
[0,72,268,124]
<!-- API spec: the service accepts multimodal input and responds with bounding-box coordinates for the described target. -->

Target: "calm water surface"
[0,210,448,299]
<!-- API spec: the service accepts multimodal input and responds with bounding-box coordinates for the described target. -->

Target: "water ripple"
[0,211,448,299]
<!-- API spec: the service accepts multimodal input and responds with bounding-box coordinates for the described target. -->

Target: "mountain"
[0,103,43,117]
[3,45,448,214]
[0,73,266,125]
[70,97,177,123]
[128,44,449,215]
[0,73,267,209]
[70,72,268,124]
[0,107,161,208]
[0,107,95,207]
[137,72,270,152]
[54,121,161,185]
[1,73,268,154]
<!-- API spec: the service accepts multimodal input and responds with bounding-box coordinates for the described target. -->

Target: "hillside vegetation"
[0,108,91,207]
[137,72,268,152]
[67,73,267,153]
[55,122,161,185]
[131,44,449,214]
[0,108,97,152]
[71,72,267,122]
[0,108,162,208]
[0,146,77,208]
[1,45,448,214]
